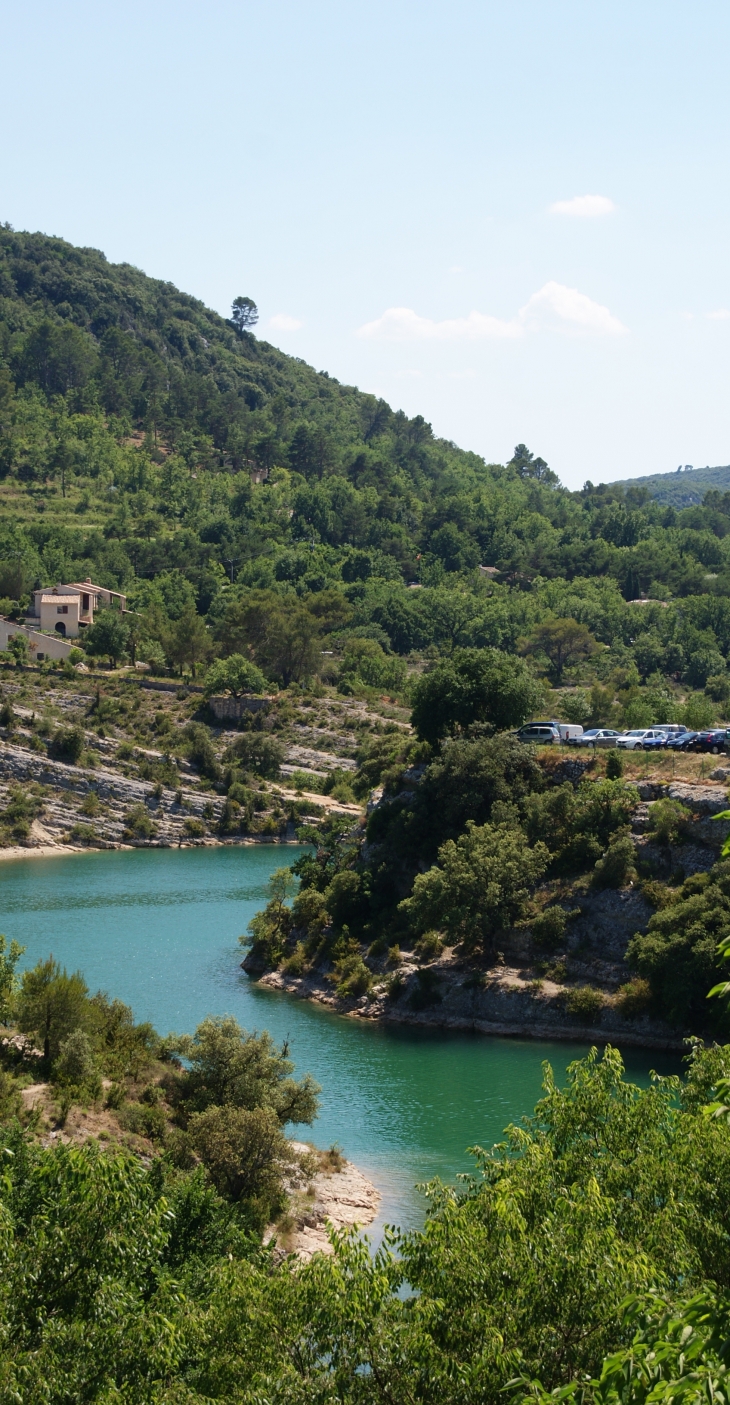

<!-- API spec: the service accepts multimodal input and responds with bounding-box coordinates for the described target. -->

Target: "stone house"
[26,579,127,639]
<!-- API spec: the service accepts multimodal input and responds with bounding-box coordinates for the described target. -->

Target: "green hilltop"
[609,462,730,508]
[3,223,730,704]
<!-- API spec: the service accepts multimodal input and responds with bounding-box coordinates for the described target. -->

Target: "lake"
[0,844,681,1236]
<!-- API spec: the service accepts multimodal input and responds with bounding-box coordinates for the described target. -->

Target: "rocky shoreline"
[244,777,730,1053]
[268,1142,380,1259]
[254,957,685,1050]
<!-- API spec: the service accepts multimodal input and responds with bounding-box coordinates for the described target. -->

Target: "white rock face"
[268,1142,381,1260]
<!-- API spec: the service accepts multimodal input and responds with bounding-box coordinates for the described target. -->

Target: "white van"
[553,722,584,742]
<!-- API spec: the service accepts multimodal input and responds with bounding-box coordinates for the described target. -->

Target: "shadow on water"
[0,845,683,1234]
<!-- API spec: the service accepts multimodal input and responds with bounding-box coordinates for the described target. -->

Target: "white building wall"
[0,620,74,661]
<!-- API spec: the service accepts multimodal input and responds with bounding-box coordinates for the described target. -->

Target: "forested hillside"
[4,226,730,712]
[610,462,730,509]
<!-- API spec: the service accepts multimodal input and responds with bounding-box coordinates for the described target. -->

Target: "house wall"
[38,599,81,637]
[0,620,74,661]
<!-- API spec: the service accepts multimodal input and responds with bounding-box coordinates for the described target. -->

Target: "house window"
[57,605,68,615]
[82,594,89,611]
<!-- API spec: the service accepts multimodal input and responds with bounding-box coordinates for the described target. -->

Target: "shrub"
[0,785,43,841]
[648,798,692,847]
[118,1101,167,1142]
[183,817,206,837]
[123,803,156,839]
[591,833,636,889]
[50,726,85,764]
[291,886,330,940]
[80,790,100,817]
[69,823,96,844]
[0,1068,22,1122]
[226,732,284,779]
[531,905,567,950]
[338,638,407,696]
[414,931,443,959]
[605,749,623,779]
[616,977,652,1017]
[281,942,307,976]
[187,1104,292,1214]
[54,1029,96,1085]
[524,778,638,876]
[539,957,567,982]
[185,722,220,781]
[0,934,24,1024]
[386,971,405,1001]
[334,954,372,999]
[641,879,674,910]
[329,780,357,805]
[563,984,604,1021]
[169,1013,319,1125]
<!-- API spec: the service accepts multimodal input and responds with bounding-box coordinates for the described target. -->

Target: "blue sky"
[1,0,729,488]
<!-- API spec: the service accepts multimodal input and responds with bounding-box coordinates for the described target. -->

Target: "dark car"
[641,732,670,751]
[665,730,698,750]
[690,729,729,754]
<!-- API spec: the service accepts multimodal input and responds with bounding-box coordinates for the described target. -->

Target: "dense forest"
[4,226,730,721]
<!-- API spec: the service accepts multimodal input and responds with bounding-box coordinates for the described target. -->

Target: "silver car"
[615,728,666,751]
[516,723,561,745]
[567,729,622,749]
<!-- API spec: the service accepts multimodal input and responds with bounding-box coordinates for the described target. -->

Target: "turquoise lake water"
[0,845,681,1235]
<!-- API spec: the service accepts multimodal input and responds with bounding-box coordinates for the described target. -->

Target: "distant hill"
[610,463,730,507]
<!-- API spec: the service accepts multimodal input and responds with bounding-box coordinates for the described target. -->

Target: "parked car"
[690,728,729,754]
[641,731,670,751]
[616,729,667,750]
[515,722,561,745]
[567,728,622,749]
[665,730,698,750]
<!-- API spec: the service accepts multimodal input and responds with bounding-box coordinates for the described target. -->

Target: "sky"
[1,0,729,489]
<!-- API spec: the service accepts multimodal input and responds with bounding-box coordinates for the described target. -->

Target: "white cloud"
[519,280,626,335]
[357,282,626,342]
[550,194,616,218]
[269,313,303,331]
[707,309,730,320]
[357,306,521,341]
